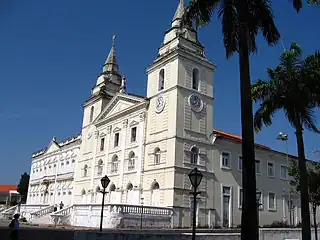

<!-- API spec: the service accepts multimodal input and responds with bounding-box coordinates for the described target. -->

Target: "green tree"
[183,1,280,239]
[252,42,320,240]
[289,161,320,240]
[17,172,30,203]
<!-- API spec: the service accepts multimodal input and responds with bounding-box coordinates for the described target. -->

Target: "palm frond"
[251,79,271,102]
[250,0,280,45]
[218,0,239,58]
[254,100,278,132]
[293,0,302,12]
[183,0,220,29]
[300,106,320,133]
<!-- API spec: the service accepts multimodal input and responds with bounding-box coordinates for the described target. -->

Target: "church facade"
[24,0,302,228]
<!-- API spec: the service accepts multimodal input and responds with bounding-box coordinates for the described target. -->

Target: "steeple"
[171,0,185,27]
[103,33,118,73]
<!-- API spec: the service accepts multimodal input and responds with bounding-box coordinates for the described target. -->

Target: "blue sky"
[0,0,319,184]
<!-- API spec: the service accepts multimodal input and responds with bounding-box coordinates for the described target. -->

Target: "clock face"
[188,94,203,112]
[155,95,165,113]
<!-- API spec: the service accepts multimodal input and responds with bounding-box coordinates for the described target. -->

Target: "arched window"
[190,147,199,164]
[111,155,118,173]
[151,180,160,206]
[158,69,165,91]
[192,68,199,90]
[81,189,86,195]
[83,164,88,177]
[89,106,94,123]
[128,151,135,171]
[96,186,101,193]
[97,159,103,176]
[154,148,161,165]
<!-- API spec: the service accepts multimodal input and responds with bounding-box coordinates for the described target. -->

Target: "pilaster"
[104,126,112,176]
[137,112,146,198]
[90,130,99,202]
[119,119,128,193]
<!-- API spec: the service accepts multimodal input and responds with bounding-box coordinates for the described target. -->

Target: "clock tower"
[143,0,215,227]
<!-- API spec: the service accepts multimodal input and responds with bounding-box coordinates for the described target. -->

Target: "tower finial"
[103,33,118,72]
[112,33,116,48]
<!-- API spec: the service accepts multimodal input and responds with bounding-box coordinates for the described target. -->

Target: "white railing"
[119,205,173,216]
[50,205,73,226]
[30,205,54,219]
[1,205,17,219]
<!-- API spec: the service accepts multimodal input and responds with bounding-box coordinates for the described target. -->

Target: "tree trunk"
[238,5,258,240]
[313,204,318,240]
[295,120,311,240]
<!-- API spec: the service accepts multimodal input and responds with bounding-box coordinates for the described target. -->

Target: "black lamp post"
[188,167,203,240]
[140,197,144,229]
[99,175,110,232]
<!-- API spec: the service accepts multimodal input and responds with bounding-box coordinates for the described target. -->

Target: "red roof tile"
[212,129,270,150]
[0,184,18,193]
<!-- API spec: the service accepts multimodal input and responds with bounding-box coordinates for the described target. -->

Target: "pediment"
[94,93,146,123]
[45,140,60,154]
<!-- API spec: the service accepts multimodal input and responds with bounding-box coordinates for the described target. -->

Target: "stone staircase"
[0,205,17,220]
[29,205,55,224]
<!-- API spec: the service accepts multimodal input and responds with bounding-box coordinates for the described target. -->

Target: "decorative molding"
[96,103,149,127]
[98,95,145,121]
[107,126,112,134]
[123,119,128,128]
[94,130,99,139]
[129,120,139,127]
[139,112,146,122]
[113,127,121,133]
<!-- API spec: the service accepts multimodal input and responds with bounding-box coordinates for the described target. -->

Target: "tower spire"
[103,33,118,72]
[172,0,185,27]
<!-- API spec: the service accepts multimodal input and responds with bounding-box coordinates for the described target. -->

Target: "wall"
[73,229,320,240]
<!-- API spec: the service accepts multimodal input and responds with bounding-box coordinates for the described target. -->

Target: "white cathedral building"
[2,0,304,229]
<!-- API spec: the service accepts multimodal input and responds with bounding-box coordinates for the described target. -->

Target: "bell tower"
[82,34,123,129]
[144,0,215,227]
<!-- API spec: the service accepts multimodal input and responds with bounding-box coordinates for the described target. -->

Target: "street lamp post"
[99,175,110,232]
[276,132,292,226]
[188,167,203,240]
[140,197,144,229]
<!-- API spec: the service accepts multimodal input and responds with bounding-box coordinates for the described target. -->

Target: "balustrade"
[31,205,54,218]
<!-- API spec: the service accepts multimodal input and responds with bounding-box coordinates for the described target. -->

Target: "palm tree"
[183,1,280,239]
[293,0,320,12]
[252,42,320,240]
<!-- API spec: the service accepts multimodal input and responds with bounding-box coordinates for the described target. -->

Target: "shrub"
[20,217,27,223]
[263,220,290,228]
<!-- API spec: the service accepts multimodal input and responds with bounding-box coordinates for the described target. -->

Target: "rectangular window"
[255,160,261,174]
[114,133,119,147]
[268,192,276,210]
[280,165,287,180]
[221,152,231,168]
[222,186,231,228]
[239,188,243,208]
[238,156,243,171]
[100,138,105,151]
[256,190,263,209]
[268,162,275,177]
[131,127,137,142]
[128,159,135,171]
